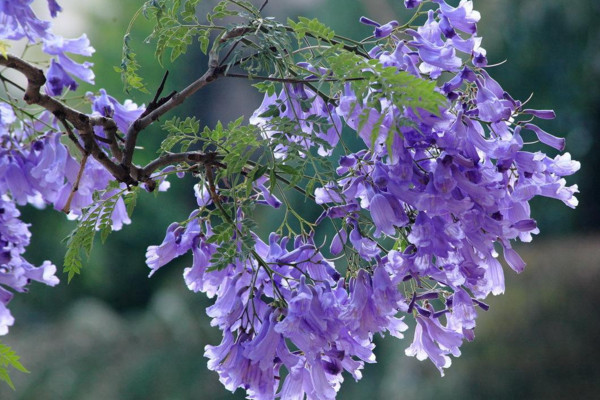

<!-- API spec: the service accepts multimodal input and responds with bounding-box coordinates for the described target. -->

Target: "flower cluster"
[0,0,580,398]
[314,0,578,376]
[0,1,146,335]
[155,0,578,397]
[147,189,408,399]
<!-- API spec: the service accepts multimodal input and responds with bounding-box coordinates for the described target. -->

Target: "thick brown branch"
[0,54,135,184]
[121,26,254,171]
[90,116,123,161]
[1,39,235,189]
[121,51,221,169]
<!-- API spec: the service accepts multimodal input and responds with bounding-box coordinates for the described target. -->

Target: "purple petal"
[524,123,565,151]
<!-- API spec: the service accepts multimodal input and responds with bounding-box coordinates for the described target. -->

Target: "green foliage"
[206,1,239,23]
[63,187,139,282]
[63,210,96,283]
[205,200,257,272]
[0,341,28,391]
[160,116,201,153]
[142,0,244,64]
[115,34,150,94]
[118,0,218,92]
[288,16,335,41]
[114,0,447,273]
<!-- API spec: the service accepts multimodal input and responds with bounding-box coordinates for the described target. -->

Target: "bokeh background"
[2,0,599,399]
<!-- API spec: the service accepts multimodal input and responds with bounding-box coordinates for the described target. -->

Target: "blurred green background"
[2,0,598,399]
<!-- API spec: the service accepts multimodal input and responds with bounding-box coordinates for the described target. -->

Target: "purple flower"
[501,243,526,273]
[88,89,145,133]
[342,269,408,339]
[3,160,35,205]
[524,123,565,151]
[433,0,481,34]
[0,1,51,41]
[52,157,112,215]
[45,58,78,96]
[47,0,62,18]
[0,300,15,335]
[0,195,59,336]
[29,132,69,202]
[375,20,399,38]
[405,314,463,375]
[407,29,462,76]
[0,103,17,132]
[521,108,555,119]
[446,288,477,331]
[205,330,278,400]
[368,193,408,237]
[349,224,380,260]
[42,33,95,84]
[359,17,399,38]
[329,228,347,255]
[254,176,281,208]
[442,66,477,94]
[404,0,423,8]
[243,311,282,371]
[249,78,341,158]
[194,183,212,207]
[146,216,200,276]
[183,228,220,297]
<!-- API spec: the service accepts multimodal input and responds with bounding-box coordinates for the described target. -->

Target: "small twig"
[139,151,223,180]
[62,153,89,213]
[223,72,364,84]
[217,26,254,69]
[0,73,27,92]
[58,117,86,155]
[139,70,174,119]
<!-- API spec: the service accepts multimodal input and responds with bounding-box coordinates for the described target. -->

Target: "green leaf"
[159,116,201,153]
[288,16,335,41]
[63,213,96,282]
[0,340,29,390]
[124,190,138,217]
[252,164,269,182]
[252,81,276,96]
[116,34,150,94]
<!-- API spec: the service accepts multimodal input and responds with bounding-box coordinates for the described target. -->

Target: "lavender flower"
[87,89,145,133]
[0,0,51,41]
[45,59,78,96]
[0,196,59,335]
[47,0,62,18]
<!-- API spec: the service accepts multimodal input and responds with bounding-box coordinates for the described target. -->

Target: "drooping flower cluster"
[148,187,409,399]
[143,0,580,397]
[0,0,580,398]
[0,1,146,335]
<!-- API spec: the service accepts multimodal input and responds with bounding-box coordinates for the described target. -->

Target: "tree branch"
[0,54,136,185]
[0,25,255,190]
[90,116,123,161]
[121,48,221,169]
[121,26,254,174]
[139,151,223,179]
